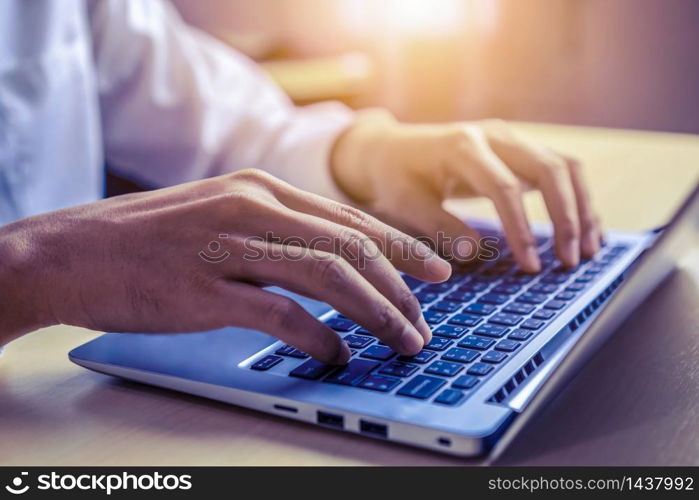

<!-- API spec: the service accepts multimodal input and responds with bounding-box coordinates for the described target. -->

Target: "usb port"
[317,411,344,429]
[359,419,388,438]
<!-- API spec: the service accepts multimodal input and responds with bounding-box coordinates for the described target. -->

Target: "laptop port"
[273,404,298,414]
[437,437,452,447]
[359,419,388,438]
[317,411,344,429]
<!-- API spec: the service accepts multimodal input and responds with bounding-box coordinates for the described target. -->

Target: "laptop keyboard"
[250,237,630,407]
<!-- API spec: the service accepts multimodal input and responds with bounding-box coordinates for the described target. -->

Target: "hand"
[331,112,603,272]
[0,170,451,362]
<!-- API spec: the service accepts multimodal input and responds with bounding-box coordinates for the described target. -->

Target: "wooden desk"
[2,124,699,466]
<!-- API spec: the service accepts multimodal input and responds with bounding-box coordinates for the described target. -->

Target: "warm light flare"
[381,0,465,34]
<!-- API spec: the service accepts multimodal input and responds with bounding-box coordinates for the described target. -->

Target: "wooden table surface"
[2,123,699,466]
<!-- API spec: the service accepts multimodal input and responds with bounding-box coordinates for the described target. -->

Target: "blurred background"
[172,0,699,133]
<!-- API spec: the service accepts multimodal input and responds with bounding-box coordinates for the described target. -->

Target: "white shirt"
[0,0,355,225]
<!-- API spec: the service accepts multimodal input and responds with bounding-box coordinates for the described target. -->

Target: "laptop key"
[544,300,566,310]
[467,362,495,376]
[555,291,577,301]
[397,375,446,399]
[541,274,569,284]
[360,345,396,361]
[442,347,480,363]
[325,359,380,386]
[444,291,476,302]
[508,329,534,341]
[433,324,469,339]
[533,309,556,320]
[458,282,488,293]
[463,302,497,316]
[489,313,523,327]
[398,349,437,364]
[434,389,465,406]
[325,317,356,332]
[359,374,402,392]
[251,355,283,371]
[495,339,521,352]
[415,291,439,303]
[425,360,464,377]
[521,318,546,330]
[423,310,448,324]
[482,351,508,364]
[473,323,509,338]
[429,301,462,313]
[491,284,521,295]
[503,302,535,315]
[452,374,479,389]
[276,345,309,358]
[529,283,559,294]
[458,335,495,350]
[566,283,586,292]
[379,361,419,377]
[448,313,483,327]
[517,292,547,304]
[421,282,454,293]
[424,337,453,351]
[290,359,335,380]
[343,334,374,349]
[479,293,509,305]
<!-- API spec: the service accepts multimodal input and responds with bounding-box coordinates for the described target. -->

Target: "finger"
[227,241,426,355]
[494,145,581,267]
[221,281,351,364]
[481,127,583,267]
[554,152,603,259]
[239,212,433,342]
[270,183,452,283]
[445,130,540,272]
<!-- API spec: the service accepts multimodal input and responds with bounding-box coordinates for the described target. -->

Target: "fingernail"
[415,315,432,343]
[524,245,541,273]
[334,342,351,365]
[399,325,424,355]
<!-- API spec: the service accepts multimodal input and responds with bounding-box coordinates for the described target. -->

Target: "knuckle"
[492,174,520,193]
[340,228,374,260]
[449,125,482,148]
[557,218,580,240]
[231,168,267,183]
[480,118,508,131]
[312,255,348,289]
[333,203,371,230]
[373,304,402,339]
[266,297,301,330]
[540,157,569,178]
[397,287,422,323]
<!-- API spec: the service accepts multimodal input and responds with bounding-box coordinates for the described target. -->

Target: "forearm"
[0,217,58,344]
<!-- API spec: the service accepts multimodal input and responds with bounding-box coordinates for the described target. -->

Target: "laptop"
[69,183,699,457]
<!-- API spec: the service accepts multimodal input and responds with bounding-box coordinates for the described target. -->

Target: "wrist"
[0,217,60,343]
[330,108,397,205]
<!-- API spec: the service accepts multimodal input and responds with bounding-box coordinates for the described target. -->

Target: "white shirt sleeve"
[87,0,355,201]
